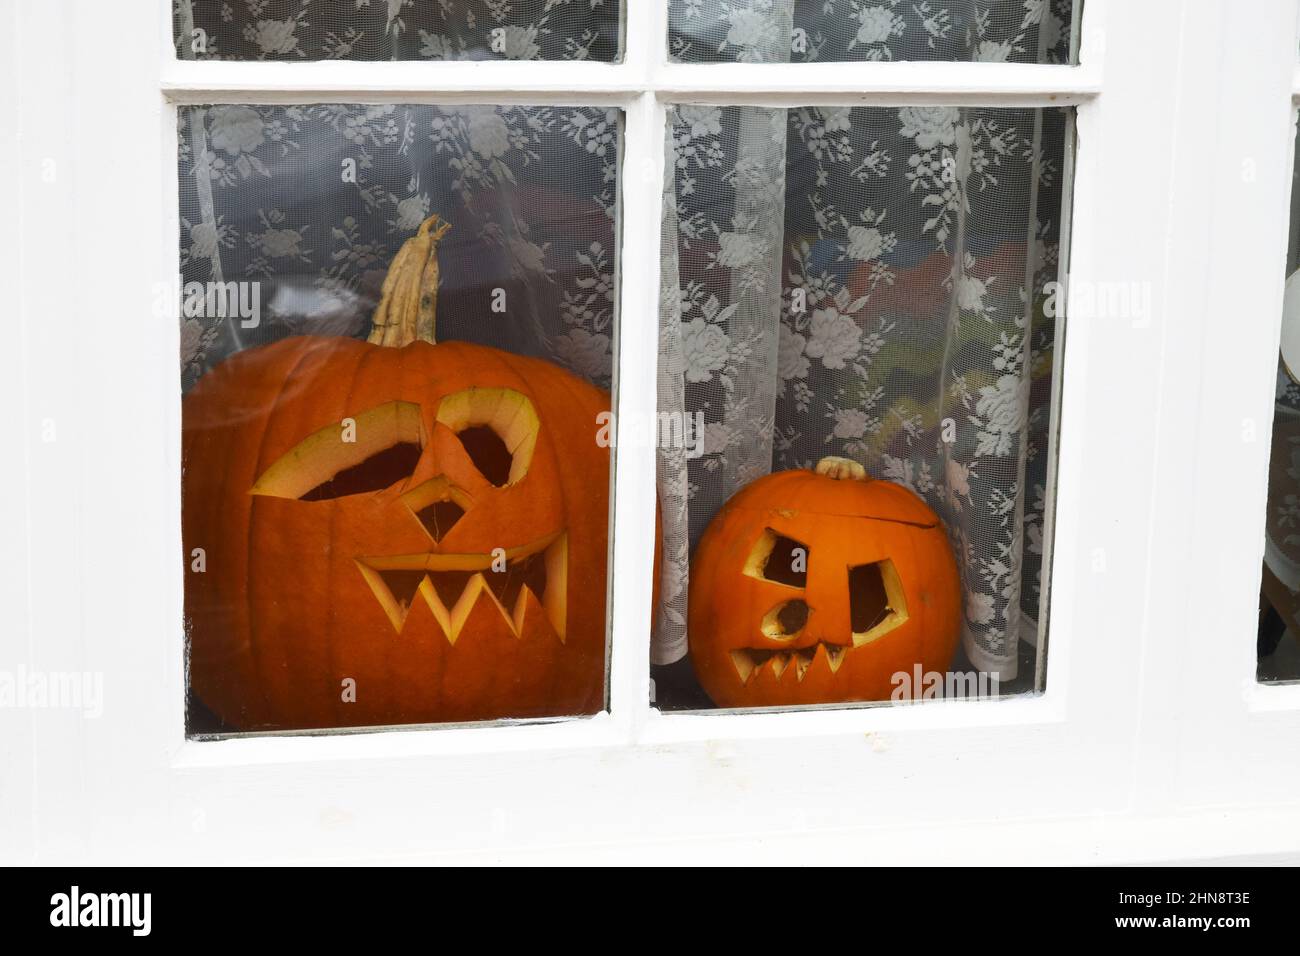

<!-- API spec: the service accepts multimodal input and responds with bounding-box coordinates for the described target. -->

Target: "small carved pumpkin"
[184,217,609,730]
[688,456,961,707]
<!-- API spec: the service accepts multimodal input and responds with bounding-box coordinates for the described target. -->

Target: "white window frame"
[4,0,1300,864]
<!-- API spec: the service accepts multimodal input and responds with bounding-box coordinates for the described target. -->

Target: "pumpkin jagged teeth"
[729,649,758,683]
[769,653,792,679]
[357,532,566,642]
[749,651,776,682]
[732,642,855,682]
[733,648,796,684]
[794,647,817,681]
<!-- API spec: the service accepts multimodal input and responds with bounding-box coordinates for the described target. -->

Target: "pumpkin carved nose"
[412,498,465,543]
[399,476,474,544]
[761,599,810,640]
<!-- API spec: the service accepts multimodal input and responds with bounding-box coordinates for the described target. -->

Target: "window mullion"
[160,58,645,103]
[651,61,1100,106]
[159,60,1099,109]
[605,91,666,733]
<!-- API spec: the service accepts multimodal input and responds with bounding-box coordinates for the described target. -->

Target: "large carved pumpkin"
[688,456,961,708]
[184,216,610,730]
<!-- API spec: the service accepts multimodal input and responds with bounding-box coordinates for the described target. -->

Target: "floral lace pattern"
[179,103,619,392]
[175,0,1077,683]
[175,0,621,61]
[669,0,1073,64]
[1266,364,1300,594]
[654,0,1076,680]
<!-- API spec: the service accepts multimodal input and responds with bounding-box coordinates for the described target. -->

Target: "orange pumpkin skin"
[184,334,610,730]
[688,458,961,708]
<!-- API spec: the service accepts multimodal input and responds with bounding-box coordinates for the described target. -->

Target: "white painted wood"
[1171,0,1300,812]
[160,60,641,105]
[3,0,1300,864]
[0,0,34,864]
[650,61,1102,105]
[605,91,665,735]
[161,58,1102,107]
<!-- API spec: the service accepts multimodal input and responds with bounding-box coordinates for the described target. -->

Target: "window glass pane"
[179,103,620,734]
[652,103,1073,710]
[174,0,623,62]
[1258,122,1300,685]
[668,0,1078,65]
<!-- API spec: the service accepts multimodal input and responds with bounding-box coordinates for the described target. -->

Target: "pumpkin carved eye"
[250,401,425,501]
[849,559,908,646]
[435,387,539,487]
[743,528,809,588]
[300,442,422,501]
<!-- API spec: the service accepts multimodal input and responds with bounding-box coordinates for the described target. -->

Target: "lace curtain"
[1259,119,1300,683]
[178,102,620,391]
[668,0,1074,64]
[175,4,623,398]
[175,0,1079,694]
[654,0,1077,687]
[175,1,621,61]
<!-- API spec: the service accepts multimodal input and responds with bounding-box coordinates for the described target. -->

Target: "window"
[177,2,1077,733]
[8,0,1300,863]
[178,100,621,734]
[1258,118,1300,686]
[653,100,1072,712]
[177,1,623,62]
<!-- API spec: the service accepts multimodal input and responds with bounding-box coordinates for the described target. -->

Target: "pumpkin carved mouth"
[727,557,910,685]
[356,532,567,643]
[729,642,851,684]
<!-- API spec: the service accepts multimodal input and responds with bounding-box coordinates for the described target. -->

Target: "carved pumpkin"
[184,216,610,730]
[688,456,961,708]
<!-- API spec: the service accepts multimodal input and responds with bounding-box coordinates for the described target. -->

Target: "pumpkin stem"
[368,214,452,347]
[815,456,868,481]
